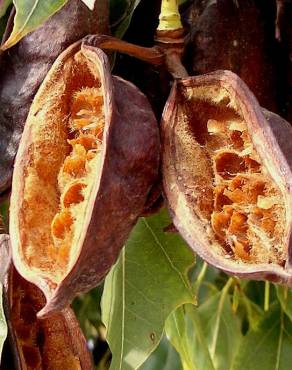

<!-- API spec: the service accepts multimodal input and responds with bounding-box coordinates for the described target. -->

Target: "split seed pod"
[162,70,292,284]
[5,270,93,370]
[9,41,159,317]
[0,0,109,193]
[0,234,93,369]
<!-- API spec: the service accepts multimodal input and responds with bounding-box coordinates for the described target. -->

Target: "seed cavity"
[177,96,285,265]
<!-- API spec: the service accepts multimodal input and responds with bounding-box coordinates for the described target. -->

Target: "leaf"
[198,280,242,370]
[0,0,11,18]
[0,200,9,231]
[232,303,292,370]
[1,0,68,50]
[0,284,7,363]
[166,280,242,370]
[140,336,183,370]
[110,0,142,38]
[80,0,95,10]
[276,285,292,323]
[166,304,215,370]
[72,285,103,339]
[240,294,264,332]
[101,209,196,370]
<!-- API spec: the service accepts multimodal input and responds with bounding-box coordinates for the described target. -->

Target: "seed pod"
[0,234,92,369]
[162,70,292,284]
[5,270,93,369]
[9,41,159,317]
[185,0,278,112]
[276,0,292,122]
[0,0,109,194]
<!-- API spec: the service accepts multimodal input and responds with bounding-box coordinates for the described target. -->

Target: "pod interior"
[11,271,82,369]
[173,84,286,265]
[18,50,105,282]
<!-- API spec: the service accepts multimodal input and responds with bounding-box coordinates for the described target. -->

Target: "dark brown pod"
[6,272,93,369]
[0,234,92,370]
[276,0,292,122]
[162,70,292,284]
[9,40,159,317]
[0,0,109,194]
[185,0,278,111]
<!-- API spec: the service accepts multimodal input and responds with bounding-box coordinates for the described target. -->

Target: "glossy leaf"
[0,0,11,18]
[110,0,142,38]
[0,284,7,363]
[1,0,68,49]
[166,304,215,370]
[232,304,292,370]
[101,209,196,370]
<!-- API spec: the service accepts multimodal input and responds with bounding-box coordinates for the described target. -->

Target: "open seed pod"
[162,70,292,284]
[0,234,92,369]
[9,41,159,317]
[6,270,93,369]
[0,0,109,194]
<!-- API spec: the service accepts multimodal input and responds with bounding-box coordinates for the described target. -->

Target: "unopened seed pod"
[186,0,278,112]
[9,41,160,317]
[162,70,292,284]
[0,0,109,194]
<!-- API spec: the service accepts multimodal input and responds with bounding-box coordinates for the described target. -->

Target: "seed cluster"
[205,117,285,264]
[50,87,105,267]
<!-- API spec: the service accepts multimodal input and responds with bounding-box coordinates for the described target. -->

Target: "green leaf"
[166,304,215,370]
[73,285,103,340]
[140,336,183,370]
[1,0,68,50]
[110,0,142,38]
[240,294,264,332]
[232,303,292,370]
[0,200,9,230]
[0,0,11,18]
[166,280,241,370]
[198,280,241,370]
[101,209,196,370]
[0,284,7,363]
[276,286,292,322]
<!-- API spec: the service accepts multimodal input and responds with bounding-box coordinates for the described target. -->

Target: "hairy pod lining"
[17,50,105,283]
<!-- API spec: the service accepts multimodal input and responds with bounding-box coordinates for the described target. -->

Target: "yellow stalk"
[157,0,182,31]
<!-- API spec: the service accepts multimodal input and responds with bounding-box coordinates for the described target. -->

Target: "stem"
[194,261,208,296]
[165,51,188,78]
[158,0,183,31]
[264,281,270,312]
[210,278,233,359]
[82,35,164,66]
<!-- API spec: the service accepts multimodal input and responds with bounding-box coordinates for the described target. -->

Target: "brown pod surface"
[0,0,109,194]
[162,70,292,284]
[9,41,159,317]
[4,267,93,370]
[186,0,278,111]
